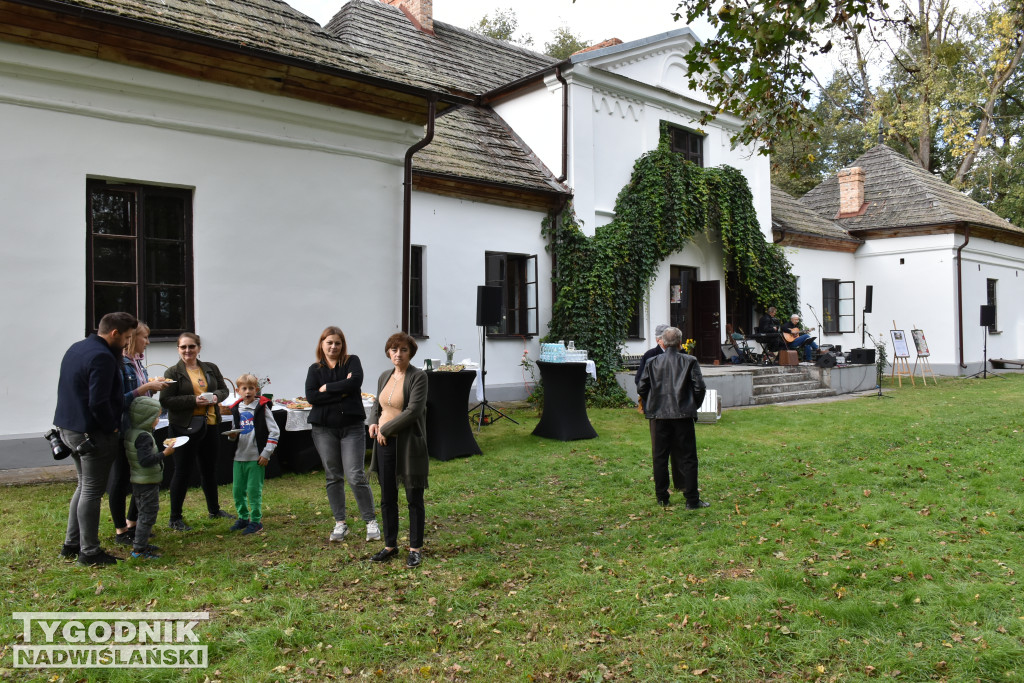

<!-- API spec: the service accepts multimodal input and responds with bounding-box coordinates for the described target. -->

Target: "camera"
[43,428,72,460]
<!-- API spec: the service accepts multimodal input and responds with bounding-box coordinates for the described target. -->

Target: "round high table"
[532,361,598,441]
[426,369,482,460]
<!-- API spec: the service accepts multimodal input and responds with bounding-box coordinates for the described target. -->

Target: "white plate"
[163,436,189,448]
[222,428,242,437]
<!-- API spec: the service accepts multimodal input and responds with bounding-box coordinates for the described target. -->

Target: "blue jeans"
[788,335,818,361]
[311,424,376,523]
[60,429,118,555]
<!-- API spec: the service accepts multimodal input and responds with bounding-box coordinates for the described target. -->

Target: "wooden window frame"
[86,179,194,339]
[409,245,426,338]
[485,251,538,338]
[669,127,704,167]
[986,278,998,333]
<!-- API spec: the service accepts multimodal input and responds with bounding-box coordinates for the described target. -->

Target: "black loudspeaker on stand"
[861,285,873,346]
[971,304,1002,380]
[469,286,518,430]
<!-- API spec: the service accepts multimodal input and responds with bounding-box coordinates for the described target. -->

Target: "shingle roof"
[800,145,1023,236]
[45,0,442,91]
[325,0,558,96]
[771,185,859,243]
[414,106,568,194]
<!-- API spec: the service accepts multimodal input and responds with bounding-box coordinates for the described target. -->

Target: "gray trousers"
[311,424,376,523]
[131,483,160,552]
[60,429,118,555]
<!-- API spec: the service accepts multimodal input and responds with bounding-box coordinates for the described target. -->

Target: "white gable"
[571,29,708,105]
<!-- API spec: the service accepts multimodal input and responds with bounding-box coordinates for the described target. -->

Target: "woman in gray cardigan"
[367,332,429,567]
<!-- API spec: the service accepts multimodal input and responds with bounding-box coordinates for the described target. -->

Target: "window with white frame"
[822,279,855,334]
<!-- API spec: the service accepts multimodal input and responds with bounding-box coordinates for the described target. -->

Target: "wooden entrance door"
[694,280,721,364]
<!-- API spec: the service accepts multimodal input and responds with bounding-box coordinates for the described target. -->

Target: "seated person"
[757,307,783,350]
[780,314,818,362]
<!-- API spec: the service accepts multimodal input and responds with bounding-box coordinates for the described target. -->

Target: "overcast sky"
[289,0,714,48]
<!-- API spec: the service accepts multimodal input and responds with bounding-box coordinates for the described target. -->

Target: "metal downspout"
[401,98,437,332]
[956,225,971,368]
[554,66,568,183]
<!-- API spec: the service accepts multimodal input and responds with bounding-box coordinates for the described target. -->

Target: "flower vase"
[445,352,455,366]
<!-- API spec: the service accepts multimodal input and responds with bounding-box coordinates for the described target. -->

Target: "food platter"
[275,397,312,410]
[163,436,189,448]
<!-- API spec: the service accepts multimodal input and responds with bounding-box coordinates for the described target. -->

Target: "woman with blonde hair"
[108,322,168,545]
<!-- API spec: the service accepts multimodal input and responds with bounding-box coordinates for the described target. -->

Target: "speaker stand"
[468,327,519,431]
[966,325,1005,380]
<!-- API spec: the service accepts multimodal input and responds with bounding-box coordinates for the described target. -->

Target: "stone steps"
[748,366,835,405]
[752,380,823,396]
[752,388,837,405]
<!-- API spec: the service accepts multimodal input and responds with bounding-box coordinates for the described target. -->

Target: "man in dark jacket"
[53,311,137,566]
[637,326,709,509]
[634,323,669,389]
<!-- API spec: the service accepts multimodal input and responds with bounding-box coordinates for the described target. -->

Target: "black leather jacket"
[637,347,706,419]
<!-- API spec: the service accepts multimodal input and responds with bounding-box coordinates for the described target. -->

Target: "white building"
[3,0,1021,463]
[778,145,1024,374]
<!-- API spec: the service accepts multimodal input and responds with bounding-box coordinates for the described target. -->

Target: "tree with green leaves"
[469,8,533,47]
[544,26,589,60]
[677,0,1024,186]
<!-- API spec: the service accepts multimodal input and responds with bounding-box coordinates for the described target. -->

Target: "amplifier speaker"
[476,286,502,327]
[864,285,873,313]
[980,304,996,327]
[847,348,875,364]
[816,352,837,368]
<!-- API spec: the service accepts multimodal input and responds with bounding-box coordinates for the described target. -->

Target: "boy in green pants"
[227,374,280,534]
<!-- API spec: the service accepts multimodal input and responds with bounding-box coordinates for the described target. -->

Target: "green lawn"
[2,375,1023,682]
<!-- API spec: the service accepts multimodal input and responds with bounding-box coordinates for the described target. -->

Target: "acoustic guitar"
[782,326,815,344]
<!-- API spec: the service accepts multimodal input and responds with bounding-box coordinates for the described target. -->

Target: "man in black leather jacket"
[636,327,709,509]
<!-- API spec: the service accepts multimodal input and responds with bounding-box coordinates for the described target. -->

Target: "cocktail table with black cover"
[532,361,597,441]
[426,369,481,461]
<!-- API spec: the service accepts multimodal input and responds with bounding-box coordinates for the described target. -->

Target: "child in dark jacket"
[227,374,280,535]
[124,396,175,560]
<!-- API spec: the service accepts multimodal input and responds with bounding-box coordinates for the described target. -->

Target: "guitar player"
[781,314,819,362]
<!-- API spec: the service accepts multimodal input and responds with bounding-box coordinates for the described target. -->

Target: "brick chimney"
[382,0,434,35]
[836,166,867,218]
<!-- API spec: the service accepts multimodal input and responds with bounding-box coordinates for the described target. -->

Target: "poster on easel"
[911,329,929,357]
[890,329,911,358]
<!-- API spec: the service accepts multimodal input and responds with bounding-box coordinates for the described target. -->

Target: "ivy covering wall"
[542,137,798,405]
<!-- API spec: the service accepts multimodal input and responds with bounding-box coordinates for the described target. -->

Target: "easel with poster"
[890,323,915,387]
[911,327,937,385]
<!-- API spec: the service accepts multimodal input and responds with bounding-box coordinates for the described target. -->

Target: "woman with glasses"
[159,332,233,531]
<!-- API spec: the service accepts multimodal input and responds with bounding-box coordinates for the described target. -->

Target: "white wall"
[410,193,552,400]
[784,246,863,351]
[853,232,1024,370]
[491,78,564,184]
[0,43,420,439]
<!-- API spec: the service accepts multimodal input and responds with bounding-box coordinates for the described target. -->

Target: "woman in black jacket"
[305,326,379,544]
[159,332,233,531]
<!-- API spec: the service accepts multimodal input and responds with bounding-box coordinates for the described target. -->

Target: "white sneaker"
[329,521,348,542]
[366,520,381,541]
